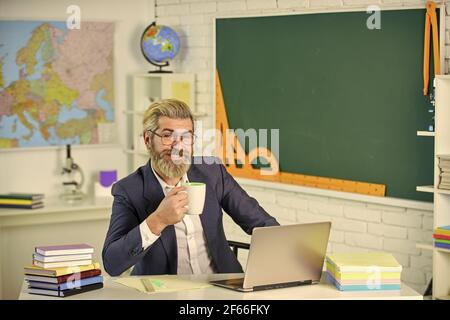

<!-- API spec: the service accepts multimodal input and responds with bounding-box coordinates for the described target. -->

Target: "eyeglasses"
[147,129,195,146]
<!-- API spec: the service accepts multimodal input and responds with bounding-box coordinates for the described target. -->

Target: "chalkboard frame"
[213,6,442,203]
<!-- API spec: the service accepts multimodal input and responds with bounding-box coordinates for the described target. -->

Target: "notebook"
[32,259,92,269]
[326,252,402,273]
[33,253,92,263]
[28,275,103,291]
[28,282,103,297]
[24,262,100,277]
[25,269,101,284]
[35,244,94,256]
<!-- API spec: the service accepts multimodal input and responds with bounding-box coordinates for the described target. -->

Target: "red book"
[25,269,101,284]
[433,234,450,240]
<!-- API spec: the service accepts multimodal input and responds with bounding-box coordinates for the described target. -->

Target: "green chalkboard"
[216,9,435,202]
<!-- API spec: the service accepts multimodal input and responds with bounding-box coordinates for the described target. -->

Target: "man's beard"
[148,141,191,180]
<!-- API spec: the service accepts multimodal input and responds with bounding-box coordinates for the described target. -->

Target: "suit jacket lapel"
[142,160,177,274]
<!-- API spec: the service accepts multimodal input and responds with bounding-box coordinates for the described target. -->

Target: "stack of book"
[326,252,402,291]
[24,244,103,297]
[433,226,450,251]
[0,193,45,209]
[438,155,450,190]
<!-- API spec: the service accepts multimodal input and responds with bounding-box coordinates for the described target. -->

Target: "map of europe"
[0,21,114,148]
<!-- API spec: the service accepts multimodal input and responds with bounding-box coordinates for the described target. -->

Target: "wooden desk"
[18,273,422,300]
[0,196,113,299]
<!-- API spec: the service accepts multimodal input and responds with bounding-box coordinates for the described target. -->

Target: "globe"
[141,22,180,72]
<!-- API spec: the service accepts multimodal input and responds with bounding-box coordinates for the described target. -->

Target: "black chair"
[228,240,250,257]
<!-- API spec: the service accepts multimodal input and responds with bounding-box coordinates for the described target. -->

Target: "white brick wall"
[308,201,344,217]
[276,193,308,210]
[154,0,444,295]
[368,223,407,239]
[217,1,247,12]
[382,211,422,228]
[309,0,344,8]
[277,0,309,9]
[345,232,383,249]
[332,217,367,233]
[246,0,278,10]
[344,206,382,222]
[190,2,217,13]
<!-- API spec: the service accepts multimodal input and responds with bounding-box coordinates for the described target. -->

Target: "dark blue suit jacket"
[102,157,279,276]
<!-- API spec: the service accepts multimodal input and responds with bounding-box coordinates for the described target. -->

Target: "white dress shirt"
[139,165,215,274]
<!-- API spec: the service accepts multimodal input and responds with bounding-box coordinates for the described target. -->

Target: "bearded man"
[102,99,278,276]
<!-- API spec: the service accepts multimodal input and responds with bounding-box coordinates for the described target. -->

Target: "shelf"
[416,185,434,193]
[415,186,450,195]
[417,131,435,137]
[416,242,434,251]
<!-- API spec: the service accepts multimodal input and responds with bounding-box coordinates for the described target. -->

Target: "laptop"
[210,221,331,292]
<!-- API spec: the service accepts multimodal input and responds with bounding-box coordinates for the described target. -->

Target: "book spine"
[59,276,103,290]
[57,269,101,283]
[433,234,450,240]
[0,199,34,205]
[0,194,42,200]
[54,263,101,276]
[435,242,450,249]
[435,230,450,236]
[33,259,93,269]
[33,253,92,263]
[0,203,44,209]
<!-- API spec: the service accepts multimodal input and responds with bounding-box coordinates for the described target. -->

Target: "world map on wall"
[0,21,115,148]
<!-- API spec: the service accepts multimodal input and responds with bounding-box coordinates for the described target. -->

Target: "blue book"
[27,275,103,291]
[326,273,401,292]
[435,242,450,250]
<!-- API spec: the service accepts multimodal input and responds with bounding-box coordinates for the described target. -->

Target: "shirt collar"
[150,162,189,190]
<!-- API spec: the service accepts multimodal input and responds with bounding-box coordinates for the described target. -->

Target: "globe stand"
[148,60,173,73]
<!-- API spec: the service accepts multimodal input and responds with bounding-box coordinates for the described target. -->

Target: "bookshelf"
[432,75,450,300]
[126,73,199,173]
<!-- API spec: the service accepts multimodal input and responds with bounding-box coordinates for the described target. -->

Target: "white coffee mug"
[183,182,206,215]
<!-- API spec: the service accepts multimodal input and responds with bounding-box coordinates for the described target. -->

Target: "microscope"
[60,144,85,202]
